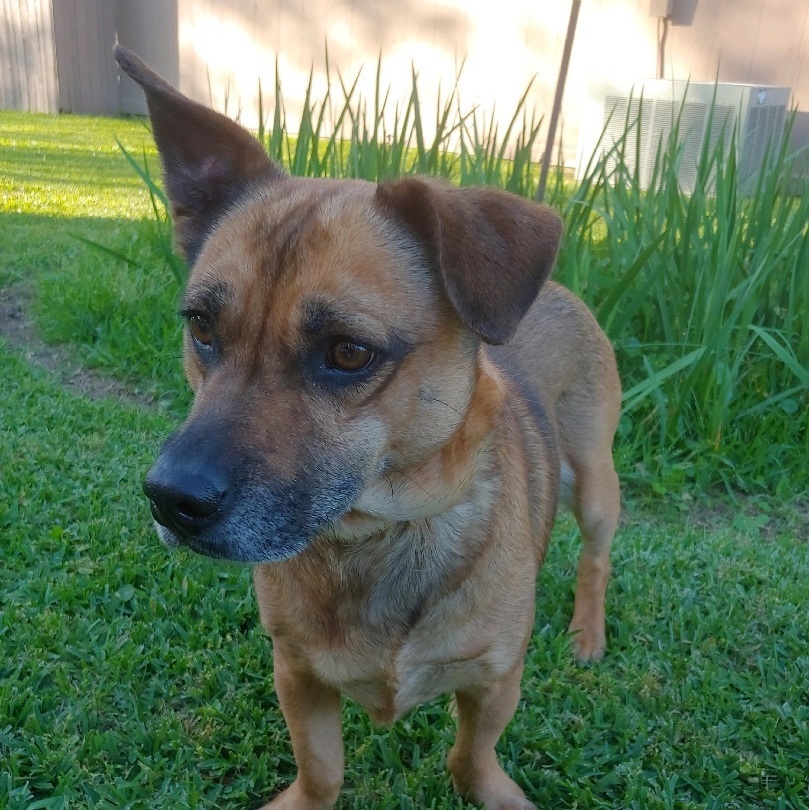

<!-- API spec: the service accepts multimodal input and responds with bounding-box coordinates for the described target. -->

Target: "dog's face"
[147,181,484,561]
[119,48,561,563]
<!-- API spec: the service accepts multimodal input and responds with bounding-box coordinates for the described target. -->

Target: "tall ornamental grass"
[127,61,808,498]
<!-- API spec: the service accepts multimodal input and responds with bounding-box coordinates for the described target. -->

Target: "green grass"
[1,350,807,808]
[0,112,155,288]
[7,61,809,496]
[0,113,188,404]
[1,93,808,809]
[556,106,809,497]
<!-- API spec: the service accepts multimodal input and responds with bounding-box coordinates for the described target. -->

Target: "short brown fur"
[119,45,621,810]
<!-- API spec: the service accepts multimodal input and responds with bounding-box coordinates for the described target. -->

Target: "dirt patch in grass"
[0,282,154,407]
[637,494,809,543]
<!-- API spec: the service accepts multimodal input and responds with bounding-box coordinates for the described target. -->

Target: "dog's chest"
[308,616,501,724]
[256,492,532,724]
[257,555,520,724]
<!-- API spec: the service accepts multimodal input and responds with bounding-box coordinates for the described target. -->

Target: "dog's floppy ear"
[114,45,285,265]
[376,178,562,345]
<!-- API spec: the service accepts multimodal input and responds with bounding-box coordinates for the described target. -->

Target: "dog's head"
[116,47,562,563]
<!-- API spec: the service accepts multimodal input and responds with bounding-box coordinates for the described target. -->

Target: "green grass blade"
[748,326,809,387]
[621,347,707,415]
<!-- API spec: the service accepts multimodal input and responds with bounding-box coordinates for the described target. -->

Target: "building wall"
[3,1,808,163]
[572,0,809,165]
[160,0,809,166]
[168,0,574,157]
[665,0,809,154]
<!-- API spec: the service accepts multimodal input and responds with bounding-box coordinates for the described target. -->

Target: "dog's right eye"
[326,341,375,373]
[310,337,384,389]
[188,314,214,348]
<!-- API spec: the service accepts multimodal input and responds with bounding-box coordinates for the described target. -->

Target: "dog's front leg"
[447,664,537,810]
[261,647,344,810]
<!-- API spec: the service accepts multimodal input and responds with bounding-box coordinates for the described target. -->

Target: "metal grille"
[741,104,787,179]
[594,83,789,193]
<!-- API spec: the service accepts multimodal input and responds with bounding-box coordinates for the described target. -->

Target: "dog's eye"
[188,314,214,347]
[326,341,375,373]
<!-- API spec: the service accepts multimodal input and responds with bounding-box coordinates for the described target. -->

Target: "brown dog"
[117,45,621,810]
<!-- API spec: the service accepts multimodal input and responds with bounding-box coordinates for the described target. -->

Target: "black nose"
[143,468,227,538]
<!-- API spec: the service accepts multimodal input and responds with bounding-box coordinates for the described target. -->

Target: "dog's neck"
[275,444,501,639]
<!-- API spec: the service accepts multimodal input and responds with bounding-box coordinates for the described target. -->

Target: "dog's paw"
[258,779,339,810]
[458,787,537,810]
[570,628,606,663]
[449,757,537,810]
[568,616,606,663]
[472,787,538,810]
[487,798,537,810]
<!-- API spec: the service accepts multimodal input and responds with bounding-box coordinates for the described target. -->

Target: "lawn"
[1,109,807,809]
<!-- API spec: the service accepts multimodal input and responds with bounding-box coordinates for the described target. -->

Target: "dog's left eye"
[326,341,376,373]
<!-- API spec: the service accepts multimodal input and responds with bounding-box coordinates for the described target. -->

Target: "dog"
[116,45,621,810]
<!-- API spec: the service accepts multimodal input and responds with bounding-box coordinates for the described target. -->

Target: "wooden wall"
[0,0,58,113]
[51,0,118,114]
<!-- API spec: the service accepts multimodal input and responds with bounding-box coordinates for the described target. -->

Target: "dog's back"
[489,279,621,661]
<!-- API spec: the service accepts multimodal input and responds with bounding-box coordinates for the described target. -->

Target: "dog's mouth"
[151,517,261,561]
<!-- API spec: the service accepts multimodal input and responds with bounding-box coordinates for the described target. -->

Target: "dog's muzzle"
[141,420,364,563]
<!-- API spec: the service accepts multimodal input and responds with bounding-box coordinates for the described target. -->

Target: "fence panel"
[0,0,58,113]
[51,0,118,114]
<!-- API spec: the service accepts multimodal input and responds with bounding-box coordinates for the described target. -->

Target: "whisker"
[422,396,466,419]
[386,466,445,505]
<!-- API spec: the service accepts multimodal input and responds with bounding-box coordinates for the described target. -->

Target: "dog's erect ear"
[114,45,285,265]
[376,178,562,345]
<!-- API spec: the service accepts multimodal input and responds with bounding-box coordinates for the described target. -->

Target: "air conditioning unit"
[580,81,791,191]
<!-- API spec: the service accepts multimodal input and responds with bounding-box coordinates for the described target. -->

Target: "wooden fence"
[0,0,57,112]
[51,0,118,114]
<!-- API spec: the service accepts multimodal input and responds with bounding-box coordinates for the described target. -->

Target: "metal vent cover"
[590,82,790,192]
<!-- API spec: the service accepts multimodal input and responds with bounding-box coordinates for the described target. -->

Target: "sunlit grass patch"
[0,112,157,219]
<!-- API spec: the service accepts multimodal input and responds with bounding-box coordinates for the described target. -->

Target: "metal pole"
[536,0,581,202]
